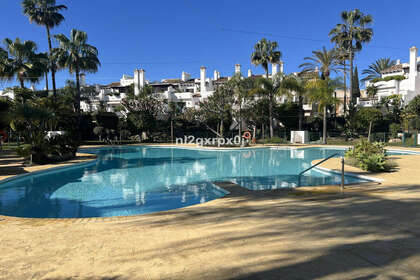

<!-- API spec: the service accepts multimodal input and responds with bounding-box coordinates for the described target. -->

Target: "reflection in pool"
[0,146,370,218]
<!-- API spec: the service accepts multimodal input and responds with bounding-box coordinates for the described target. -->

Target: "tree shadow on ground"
[114,184,420,279]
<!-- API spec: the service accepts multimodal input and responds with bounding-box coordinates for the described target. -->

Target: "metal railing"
[297,153,340,187]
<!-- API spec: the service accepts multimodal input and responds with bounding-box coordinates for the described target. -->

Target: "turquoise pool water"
[0,146,373,218]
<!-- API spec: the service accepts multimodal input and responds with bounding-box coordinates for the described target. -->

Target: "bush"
[31,134,79,164]
[16,144,32,160]
[345,139,397,172]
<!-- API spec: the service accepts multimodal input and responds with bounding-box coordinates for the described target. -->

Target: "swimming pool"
[0,146,374,218]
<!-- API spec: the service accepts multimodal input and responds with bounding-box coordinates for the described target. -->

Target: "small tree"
[305,77,342,144]
[356,107,382,142]
[199,83,234,137]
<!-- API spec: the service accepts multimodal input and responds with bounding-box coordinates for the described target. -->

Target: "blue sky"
[1,0,419,89]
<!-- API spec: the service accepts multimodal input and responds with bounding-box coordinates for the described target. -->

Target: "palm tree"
[251,38,282,78]
[54,29,100,114]
[229,74,254,137]
[300,47,340,144]
[0,38,43,88]
[34,51,50,91]
[251,38,282,138]
[299,47,340,79]
[250,73,294,138]
[362,58,395,82]
[335,46,350,116]
[305,78,342,144]
[282,75,307,130]
[22,0,67,97]
[329,9,373,104]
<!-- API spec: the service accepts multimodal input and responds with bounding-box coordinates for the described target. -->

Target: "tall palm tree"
[22,0,67,97]
[250,73,294,138]
[362,58,395,82]
[300,47,340,144]
[54,29,100,114]
[251,38,282,78]
[0,38,43,88]
[305,78,342,144]
[251,38,282,138]
[329,9,373,104]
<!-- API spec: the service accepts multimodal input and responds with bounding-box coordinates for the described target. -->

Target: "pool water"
[0,146,370,218]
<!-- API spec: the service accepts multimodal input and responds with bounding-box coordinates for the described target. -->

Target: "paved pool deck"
[1,145,420,279]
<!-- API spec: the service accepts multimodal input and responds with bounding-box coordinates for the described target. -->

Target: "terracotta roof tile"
[382,64,403,74]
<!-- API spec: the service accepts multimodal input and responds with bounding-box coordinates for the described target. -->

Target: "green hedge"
[371,75,406,83]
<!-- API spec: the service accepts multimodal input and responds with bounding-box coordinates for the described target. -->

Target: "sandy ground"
[1,146,420,279]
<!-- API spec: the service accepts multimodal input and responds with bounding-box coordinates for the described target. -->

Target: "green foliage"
[251,38,281,77]
[389,123,401,138]
[371,75,406,83]
[199,82,234,137]
[0,38,44,87]
[352,67,361,99]
[345,139,396,172]
[362,58,396,82]
[54,29,100,113]
[356,107,382,124]
[274,103,299,131]
[95,112,119,130]
[366,85,378,98]
[299,47,339,79]
[16,144,32,159]
[0,97,11,129]
[31,134,79,164]
[123,97,164,136]
[407,95,420,116]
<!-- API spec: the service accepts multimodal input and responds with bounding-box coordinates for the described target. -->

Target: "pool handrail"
[297,153,339,187]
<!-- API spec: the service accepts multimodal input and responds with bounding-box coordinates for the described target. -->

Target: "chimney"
[134,69,145,96]
[272,63,279,77]
[200,66,206,93]
[134,69,140,96]
[139,69,145,88]
[248,69,252,78]
[217,71,221,80]
[409,46,418,90]
[181,71,190,82]
[396,59,401,65]
[214,70,218,80]
[280,61,284,73]
[235,64,241,75]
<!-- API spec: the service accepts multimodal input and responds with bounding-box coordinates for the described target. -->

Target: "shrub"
[16,144,32,160]
[345,139,397,172]
[31,134,79,164]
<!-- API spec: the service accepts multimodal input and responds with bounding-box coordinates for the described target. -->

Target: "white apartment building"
[81,62,285,113]
[364,46,420,105]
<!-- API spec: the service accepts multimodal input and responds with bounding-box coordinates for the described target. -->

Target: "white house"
[365,46,420,105]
